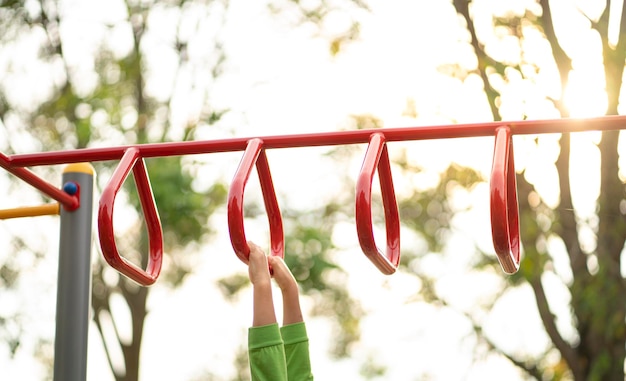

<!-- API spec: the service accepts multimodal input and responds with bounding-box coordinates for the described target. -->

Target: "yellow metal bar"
[0,203,60,219]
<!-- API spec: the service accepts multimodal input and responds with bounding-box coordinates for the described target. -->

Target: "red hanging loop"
[227,139,284,263]
[98,147,164,286]
[355,133,400,275]
[490,126,521,274]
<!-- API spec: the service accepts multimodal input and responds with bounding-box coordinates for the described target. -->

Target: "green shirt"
[248,322,314,381]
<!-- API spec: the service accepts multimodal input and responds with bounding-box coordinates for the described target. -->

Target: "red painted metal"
[355,133,401,275]
[490,126,520,274]
[98,147,164,286]
[0,152,79,210]
[227,139,284,264]
[4,115,626,279]
[8,116,626,167]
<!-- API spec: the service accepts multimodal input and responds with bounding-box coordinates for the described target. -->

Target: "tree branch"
[553,133,587,277]
[596,0,626,293]
[92,264,126,380]
[439,296,544,380]
[595,0,626,116]
[516,173,583,378]
[528,276,582,377]
[453,0,500,121]
[537,0,571,116]
[92,311,119,379]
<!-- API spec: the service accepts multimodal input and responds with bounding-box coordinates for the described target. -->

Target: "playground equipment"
[0,162,95,381]
[1,115,626,380]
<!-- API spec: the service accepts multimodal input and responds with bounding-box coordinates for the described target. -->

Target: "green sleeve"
[280,322,314,381]
[248,323,288,381]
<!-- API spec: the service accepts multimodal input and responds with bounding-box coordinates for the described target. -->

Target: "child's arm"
[268,255,303,325]
[247,242,288,380]
[248,242,277,327]
[269,255,314,380]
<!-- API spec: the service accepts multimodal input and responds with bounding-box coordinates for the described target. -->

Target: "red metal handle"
[98,147,164,286]
[490,126,521,274]
[227,139,284,263]
[355,133,400,275]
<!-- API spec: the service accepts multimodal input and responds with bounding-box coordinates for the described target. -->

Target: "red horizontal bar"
[7,116,626,167]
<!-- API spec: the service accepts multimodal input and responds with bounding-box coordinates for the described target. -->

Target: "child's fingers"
[268,256,296,286]
[248,242,266,263]
[247,242,271,284]
[248,241,262,256]
[267,255,286,272]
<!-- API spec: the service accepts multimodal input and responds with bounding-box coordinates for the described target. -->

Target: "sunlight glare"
[563,71,608,118]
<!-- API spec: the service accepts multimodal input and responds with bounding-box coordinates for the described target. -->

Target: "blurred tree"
[0,0,370,379]
[0,0,230,379]
[247,1,625,379]
[267,0,369,55]
[405,1,626,380]
[2,0,625,380]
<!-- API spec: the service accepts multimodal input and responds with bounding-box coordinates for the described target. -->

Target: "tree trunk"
[452,1,626,379]
[118,281,148,381]
[585,2,626,378]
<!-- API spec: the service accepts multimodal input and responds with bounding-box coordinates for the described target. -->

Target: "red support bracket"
[355,133,401,275]
[490,126,521,274]
[227,138,284,263]
[98,147,164,286]
[0,152,79,210]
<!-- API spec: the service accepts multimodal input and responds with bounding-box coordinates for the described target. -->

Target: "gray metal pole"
[53,163,95,381]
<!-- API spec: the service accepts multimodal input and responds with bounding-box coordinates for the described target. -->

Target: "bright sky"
[1,0,624,380]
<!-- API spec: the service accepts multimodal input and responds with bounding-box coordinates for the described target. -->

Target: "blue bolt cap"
[63,182,78,195]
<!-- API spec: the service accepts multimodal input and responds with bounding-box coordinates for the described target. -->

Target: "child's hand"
[248,242,271,286]
[268,255,297,293]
